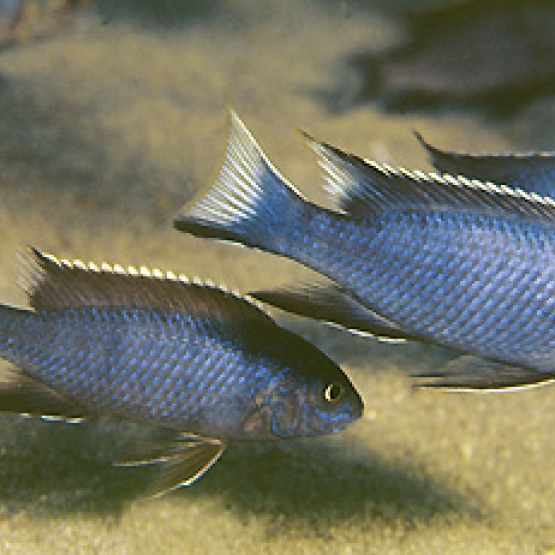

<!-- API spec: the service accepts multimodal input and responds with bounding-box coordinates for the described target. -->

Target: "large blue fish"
[0,248,362,495]
[416,132,555,198]
[174,112,555,391]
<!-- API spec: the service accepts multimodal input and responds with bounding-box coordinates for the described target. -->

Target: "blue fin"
[412,356,555,392]
[252,280,414,341]
[174,111,306,251]
[304,133,555,222]
[416,131,555,198]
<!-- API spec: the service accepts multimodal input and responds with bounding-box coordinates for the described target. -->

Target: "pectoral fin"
[115,433,226,497]
[251,281,414,341]
[147,440,226,496]
[412,356,555,392]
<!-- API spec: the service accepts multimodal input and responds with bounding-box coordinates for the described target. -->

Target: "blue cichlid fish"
[174,112,555,392]
[0,248,362,495]
[416,132,555,199]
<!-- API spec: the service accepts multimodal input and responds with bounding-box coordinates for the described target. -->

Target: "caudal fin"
[174,111,306,253]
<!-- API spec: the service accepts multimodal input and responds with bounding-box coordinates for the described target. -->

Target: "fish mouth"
[321,404,363,436]
[325,419,358,436]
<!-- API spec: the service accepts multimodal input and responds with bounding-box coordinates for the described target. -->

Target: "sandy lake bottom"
[0,1,554,553]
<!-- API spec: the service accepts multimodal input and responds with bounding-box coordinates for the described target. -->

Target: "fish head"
[243,340,363,440]
[295,357,364,438]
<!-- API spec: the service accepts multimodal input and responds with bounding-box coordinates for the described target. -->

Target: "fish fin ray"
[416,131,555,197]
[112,428,190,466]
[174,110,305,250]
[21,248,280,337]
[414,131,492,179]
[251,279,413,341]
[144,438,226,497]
[0,365,91,419]
[412,355,555,392]
[306,135,555,221]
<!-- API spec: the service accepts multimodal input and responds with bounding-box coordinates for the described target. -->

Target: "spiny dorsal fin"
[304,134,555,223]
[415,131,555,198]
[20,248,274,332]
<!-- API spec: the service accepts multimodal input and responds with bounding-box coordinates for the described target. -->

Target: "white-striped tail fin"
[174,111,306,250]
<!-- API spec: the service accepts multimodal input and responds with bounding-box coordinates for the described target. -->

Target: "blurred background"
[0,1,554,553]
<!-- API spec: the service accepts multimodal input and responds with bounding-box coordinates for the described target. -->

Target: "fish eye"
[324,383,343,403]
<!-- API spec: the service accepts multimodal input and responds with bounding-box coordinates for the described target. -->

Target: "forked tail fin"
[174,111,306,253]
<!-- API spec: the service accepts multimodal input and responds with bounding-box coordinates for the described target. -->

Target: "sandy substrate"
[0,1,554,553]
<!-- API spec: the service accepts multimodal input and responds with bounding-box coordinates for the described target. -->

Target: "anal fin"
[412,356,555,392]
[0,366,90,420]
[251,280,415,342]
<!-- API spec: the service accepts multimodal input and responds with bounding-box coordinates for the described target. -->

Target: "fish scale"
[337,214,552,355]
[0,249,362,492]
[2,252,362,431]
[394,218,552,361]
[175,112,555,390]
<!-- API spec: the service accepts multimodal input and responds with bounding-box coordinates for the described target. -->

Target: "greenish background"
[0,1,554,553]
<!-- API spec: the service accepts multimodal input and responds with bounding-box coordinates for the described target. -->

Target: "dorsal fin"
[20,248,273,331]
[303,133,555,223]
[415,131,555,198]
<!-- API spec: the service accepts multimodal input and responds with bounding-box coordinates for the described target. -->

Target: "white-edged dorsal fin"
[20,248,275,332]
[304,134,555,223]
[415,131,555,199]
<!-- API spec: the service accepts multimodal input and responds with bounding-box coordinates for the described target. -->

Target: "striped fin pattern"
[304,135,555,221]
[18,248,273,332]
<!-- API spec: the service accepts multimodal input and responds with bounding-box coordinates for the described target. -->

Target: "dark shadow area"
[315,0,555,120]
[0,414,480,532]
[314,0,446,15]
[0,417,153,517]
[167,437,481,536]
[95,0,226,28]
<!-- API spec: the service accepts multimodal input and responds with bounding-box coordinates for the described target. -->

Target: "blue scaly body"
[0,249,362,494]
[175,112,555,390]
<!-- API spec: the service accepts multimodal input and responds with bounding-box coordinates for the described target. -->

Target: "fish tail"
[174,111,307,254]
